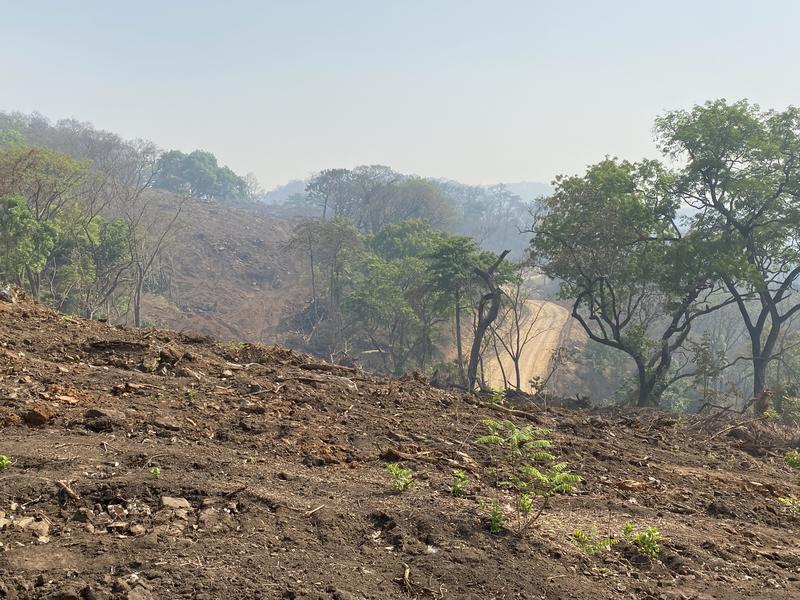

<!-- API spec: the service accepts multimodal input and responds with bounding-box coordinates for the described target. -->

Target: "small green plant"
[779,495,800,513]
[785,450,800,470]
[451,469,469,497]
[706,452,717,462]
[483,499,505,533]
[149,466,161,479]
[476,419,580,534]
[0,455,10,470]
[227,340,245,351]
[623,522,661,560]
[186,387,196,400]
[489,388,506,404]
[572,527,618,555]
[386,463,413,493]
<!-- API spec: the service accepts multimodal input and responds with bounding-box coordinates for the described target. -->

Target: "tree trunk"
[454,292,465,385]
[467,250,510,391]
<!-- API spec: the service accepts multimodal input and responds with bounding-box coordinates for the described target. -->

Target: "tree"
[656,99,800,402]
[490,265,552,390]
[0,195,56,286]
[466,249,511,391]
[153,150,249,204]
[425,236,484,385]
[531,159,734,407]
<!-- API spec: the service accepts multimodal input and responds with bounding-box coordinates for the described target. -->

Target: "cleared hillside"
[1,292,800,599]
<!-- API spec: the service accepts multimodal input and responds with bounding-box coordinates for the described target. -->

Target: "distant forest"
[3,101,800,421]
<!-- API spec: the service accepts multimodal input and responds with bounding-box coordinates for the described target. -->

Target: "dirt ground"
[2,292,800,599]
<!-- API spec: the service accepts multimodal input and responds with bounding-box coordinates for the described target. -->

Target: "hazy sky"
[4,1,800,190]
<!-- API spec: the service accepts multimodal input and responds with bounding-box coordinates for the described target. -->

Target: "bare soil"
[2,292,800,599]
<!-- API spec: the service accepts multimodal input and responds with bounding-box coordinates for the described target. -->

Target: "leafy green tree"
[531,159,733,407]
[153,150,250,204]
[656,100,800,401]
[0,195,56,285]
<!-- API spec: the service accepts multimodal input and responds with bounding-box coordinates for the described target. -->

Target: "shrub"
[785,450,800,470]
[623,522,661,560]
[779,495,800,513]
[572,527,618,555]
[476,419,580,534]
[386,463,413,493]
[451,469,469,497]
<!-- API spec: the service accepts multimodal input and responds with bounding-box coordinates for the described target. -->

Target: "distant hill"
[260,179,306,204]
[504,181,554,202]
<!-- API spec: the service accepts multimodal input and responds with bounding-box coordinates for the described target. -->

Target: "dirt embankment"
[1,292,800,599]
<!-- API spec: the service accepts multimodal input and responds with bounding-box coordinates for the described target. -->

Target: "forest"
[2,100,800,419]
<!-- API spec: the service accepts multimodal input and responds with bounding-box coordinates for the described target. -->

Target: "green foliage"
[476,419,580,534]
[386,463,413,493]
[572,527,618,555]
[0,455,10,470]
[489,389,506,404]
[0,195,57,281]
[451,469,469,497]
[483,499,505,534]
[784,450,800,470]
[153,149,252,204]
[149,466,161,479]
[623,522,661,560]
[779,495,800,513]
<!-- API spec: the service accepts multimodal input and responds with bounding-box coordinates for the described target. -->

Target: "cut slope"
[1,293,800,599]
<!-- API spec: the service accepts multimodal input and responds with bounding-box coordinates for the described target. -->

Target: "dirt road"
[483,299,572,390]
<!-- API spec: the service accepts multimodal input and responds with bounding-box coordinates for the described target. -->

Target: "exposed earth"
[2,291,800,599]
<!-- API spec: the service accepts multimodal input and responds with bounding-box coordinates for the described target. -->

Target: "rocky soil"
[1,291,800,599]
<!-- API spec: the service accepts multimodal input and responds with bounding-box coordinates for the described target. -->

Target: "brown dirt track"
[2,293,800,599]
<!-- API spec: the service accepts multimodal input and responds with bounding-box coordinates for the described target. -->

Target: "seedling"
[779,495,800,513]
[623,522,661,560]
[481,499,505,533]
[451,469,469,497]
[785,450,800,470]
[186,387,196,400]
[489,388,506,404]
[0,455,10,470]
[572,527,618,555]
[386,463,412,493]
[150,466,161,479]
[476,419,580,534]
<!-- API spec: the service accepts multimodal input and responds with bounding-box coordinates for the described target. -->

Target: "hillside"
[1,291,800,599]
[137,193,306,343]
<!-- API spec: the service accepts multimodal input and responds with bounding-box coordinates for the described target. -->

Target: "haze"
[4,0,800,189]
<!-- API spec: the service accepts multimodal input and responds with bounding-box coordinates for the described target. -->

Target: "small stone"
[23,402,56,426]
[128,524,146,536]
[152,417,180,432]
[160,496,192,510]
[72,508,94,523]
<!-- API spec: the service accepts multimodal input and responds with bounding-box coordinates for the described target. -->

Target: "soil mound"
[1,293,799,599]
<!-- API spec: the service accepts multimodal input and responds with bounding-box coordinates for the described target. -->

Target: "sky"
[3,1,800,190]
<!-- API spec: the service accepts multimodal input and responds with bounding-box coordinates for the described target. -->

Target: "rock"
[47,588,80,600]
[0,285,16,303]
[72,508,94,523]
[14,516,35,529]
[158,344,181,365]
[172,366,201,380]
[111,579,130,594]
[28,520,50,538]
[160,496,192,510]
[221,369,234,378]
[0,578,18,599]
[128,524,146,536]
[79,586,106,600]
[23,402,56,426]
[126,587,155,600]
[152,417,180,432]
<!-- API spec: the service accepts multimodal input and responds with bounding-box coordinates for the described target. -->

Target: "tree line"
[531,100,800,408]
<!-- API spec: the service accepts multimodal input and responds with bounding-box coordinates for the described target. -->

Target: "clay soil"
[2,293,800,600]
